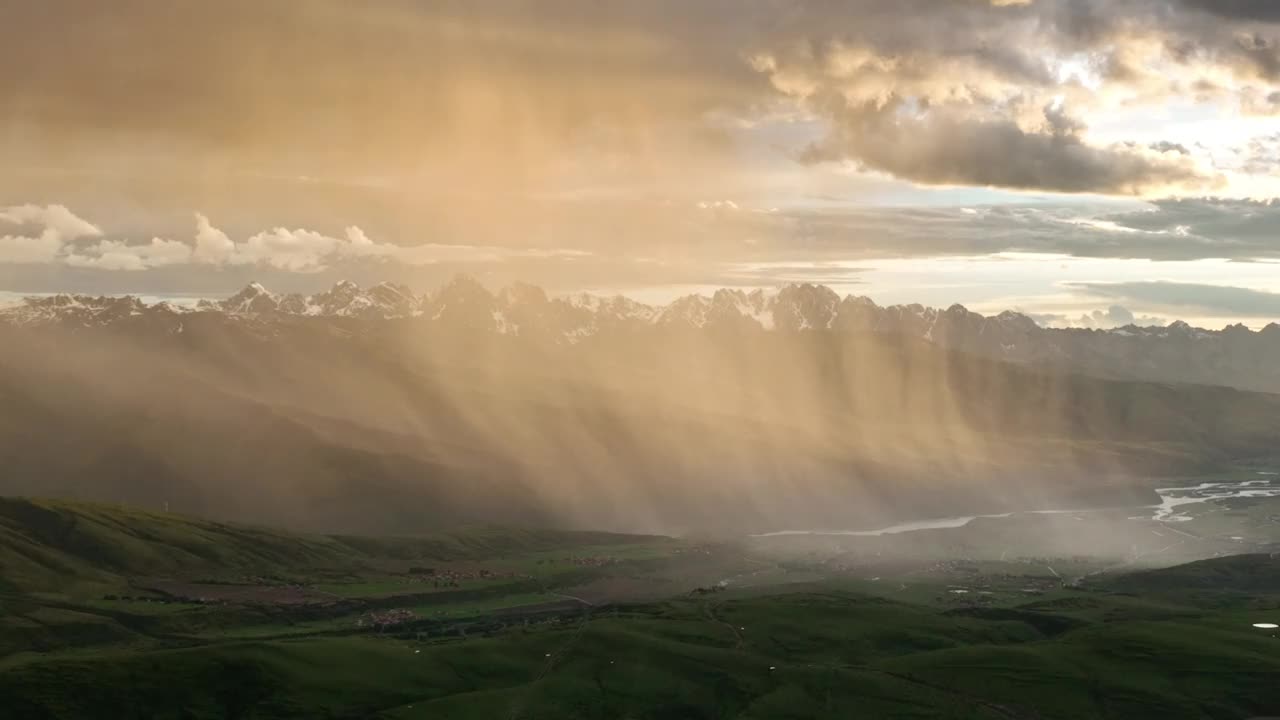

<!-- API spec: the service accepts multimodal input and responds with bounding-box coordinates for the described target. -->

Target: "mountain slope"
[4,549,1280,720]
[1095,553,1280,596]
[2,291,1279,534]
[0,497,655,595]
[5,277,1279,392]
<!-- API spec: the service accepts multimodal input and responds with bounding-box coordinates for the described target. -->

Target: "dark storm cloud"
[803,103,1214,195]
[0,0,767,182]
[1150,141,1192,155]
[1,0,1267,198]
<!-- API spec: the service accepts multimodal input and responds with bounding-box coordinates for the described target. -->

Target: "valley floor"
[2,484,1280,719]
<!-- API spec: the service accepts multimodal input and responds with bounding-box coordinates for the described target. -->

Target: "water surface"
[754,476,1280,538]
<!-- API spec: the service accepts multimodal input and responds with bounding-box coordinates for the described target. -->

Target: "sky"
[3,0,1280,328]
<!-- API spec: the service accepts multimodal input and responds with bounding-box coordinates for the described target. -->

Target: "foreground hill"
[0,498,658,595]
[2,504,1279,720]
[1096,553,1280,596]
[3,284,1279,534]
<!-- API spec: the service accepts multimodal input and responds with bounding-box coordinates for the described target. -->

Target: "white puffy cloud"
[193,213,235,265]
[0,233,65,265]
[0,204,102,241]
[66,238,194,271]
[192,216,591,271]
[232,227,342,272]
[0,204,102,263]
[0,208,591,273]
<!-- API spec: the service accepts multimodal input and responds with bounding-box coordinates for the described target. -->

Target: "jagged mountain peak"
[218,282,279,314]
[0,277,1258,341]
[4,276,1280,392]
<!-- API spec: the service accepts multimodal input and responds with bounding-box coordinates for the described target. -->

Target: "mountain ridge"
[5,277,1280,393]
[7,276,1275,334]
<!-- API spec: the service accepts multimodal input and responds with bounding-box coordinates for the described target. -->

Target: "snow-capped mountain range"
[5,276,1280,391]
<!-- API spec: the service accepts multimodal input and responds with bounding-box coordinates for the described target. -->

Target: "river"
[753,474,1280,538]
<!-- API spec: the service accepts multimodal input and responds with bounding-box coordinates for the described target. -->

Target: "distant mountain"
[5,277,1280,393]
[3,274,1279,535]
[192,279,424,318]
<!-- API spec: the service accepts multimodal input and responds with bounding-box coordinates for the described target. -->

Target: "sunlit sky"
[3,0,1280,327]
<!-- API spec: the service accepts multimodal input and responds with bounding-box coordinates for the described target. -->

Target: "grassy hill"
[0,497,663,595]
[3,501,1280,718]
[3,588,1280,719]
[1094,553,1280,596]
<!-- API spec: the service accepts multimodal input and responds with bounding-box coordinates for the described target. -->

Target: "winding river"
[754,474,1280,538]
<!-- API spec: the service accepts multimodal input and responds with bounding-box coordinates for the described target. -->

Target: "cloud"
[0,231,67,265]
[3,0,1279,201]
[66,238,193,271]
[0,0,765,199]
[215,220,587,272]
[0,207,592,273]
[1097,304,1136,326]
[232,227,344,273]
[1028,304,1169,329]
[0,204,102,241]
[800,103,1218,194]
[1069,280,1280,316]
[1232,133,1280,173]
[193,213,235,265]
[1150,141,1191,155]
[1096,197,1280,258]
[1072,304,1168,329]
[0,204,102,263]
[5,198,1280,278]
[667,199,1280,262]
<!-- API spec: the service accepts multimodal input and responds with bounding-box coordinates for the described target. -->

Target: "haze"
[7,6,1280,717]
[4,0,1280,329]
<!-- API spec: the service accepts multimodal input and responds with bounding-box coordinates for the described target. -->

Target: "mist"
[3,277,1275,544]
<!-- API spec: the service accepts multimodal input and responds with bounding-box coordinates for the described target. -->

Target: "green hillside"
[1094,553,1280,596]
[3,501,1280,719]
[3,587,1280,719]
[0,497,663,595]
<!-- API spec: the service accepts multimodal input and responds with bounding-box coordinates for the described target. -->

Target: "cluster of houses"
[357,608,417,629]
[689,583,728,596]
[102,594,188,605]
[404,567,523,587]
[535,556,620,568]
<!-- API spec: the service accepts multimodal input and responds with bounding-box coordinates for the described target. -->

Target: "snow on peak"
[1,277,1245,371]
